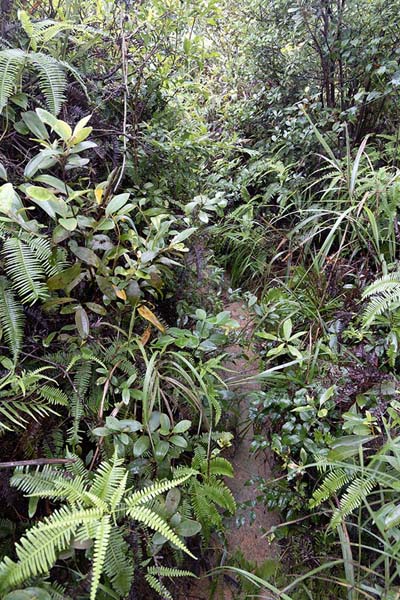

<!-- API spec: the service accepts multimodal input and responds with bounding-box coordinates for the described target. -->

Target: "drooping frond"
[310,468,352,508]
[0,48,69,115]
[0,506,101,591]
[127,505,195,558]
[91,515,111,600]
[362,271,400,326]
[145,574,173,600]
[104,527,134,597]
[28,52,67,115]
[0,49,25,113]
[2,238,49,305]
[126,473,193,507]
[0,276,24,362]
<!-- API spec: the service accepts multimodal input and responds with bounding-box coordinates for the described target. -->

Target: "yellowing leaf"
[114,287,127,300]
[138,305,166,333]
[140,326,152,346]
[95,188,104,205]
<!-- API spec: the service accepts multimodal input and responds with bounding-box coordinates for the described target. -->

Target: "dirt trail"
[179,298,279,599]
[223,300,279,567]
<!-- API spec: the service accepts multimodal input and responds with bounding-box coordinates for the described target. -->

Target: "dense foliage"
[1,0,400,598]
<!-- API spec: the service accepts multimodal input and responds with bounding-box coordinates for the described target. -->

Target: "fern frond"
[91,515,111,600]
[68,360,92,445]
[11,465,64,496]
[0,276,24,362]
[0,506,101,591]
[126,473,193,508]
[0,49,25,113]
[27,53,67,115]
[2,238,49,304]
[145,574,173,600]
[362,271,400,326]
[104,527,133,596]
[127,505,195,558]
[39,385,69,406]
[310,468,352,508]
[89,456,125,504]
[147,566,196,577]
[203,481,236,514]
[201,457,234,478]
[191,482,221,531]
[331,476,377,528]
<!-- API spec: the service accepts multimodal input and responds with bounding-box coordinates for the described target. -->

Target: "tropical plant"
[0,456,195,599]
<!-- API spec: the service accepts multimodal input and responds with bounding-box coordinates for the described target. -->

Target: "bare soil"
[178,298,279,599]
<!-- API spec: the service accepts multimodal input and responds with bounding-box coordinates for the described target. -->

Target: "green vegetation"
[1,0,400,598]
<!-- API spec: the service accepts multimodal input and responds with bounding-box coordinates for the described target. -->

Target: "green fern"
[0,49,25,114]
[0,49,69,114]
[0,458,196,598]
[145,567,195,600]
[2,237,49,305]
[0,276,24,362]
[331,476,377,528]
[362,271,400,326]
[310,468,352,508]
[0,369,66,431]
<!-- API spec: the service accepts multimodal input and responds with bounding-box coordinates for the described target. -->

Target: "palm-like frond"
[0,48,71,115]
[2,238,49,305]
[1,460,196,597]
[362,271,400,326]
[0,276,24,362]
[91,516,111,600]
[0,49,25,113]
[28,53,67,115]
[0,506,102,591]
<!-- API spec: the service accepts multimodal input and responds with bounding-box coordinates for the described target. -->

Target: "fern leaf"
[0,49,25,113]
[362,272,400,326]
[28,53,67,115]
[331,476,376,528]
[147,566,196,578]
[91,515,111,600]
[127,505,195,559]
[145,574,173,600]
[104,527,133,596]
[0,276,24,362]
[2,238,49,305]
[0,506,101,591]
[89,456,125,503]
[126,473,193,508]
[203,481,236,514]
[310,468,352,508]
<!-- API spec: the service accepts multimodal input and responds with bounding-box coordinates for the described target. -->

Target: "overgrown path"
[181,294,279,599]
[223,298,279,567]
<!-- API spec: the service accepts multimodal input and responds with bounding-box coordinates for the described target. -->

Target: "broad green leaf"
[169,227,197,245]
[0,163,7,181]
[75,306,90,339]
[134,436,150,457]
[47,264,81,290]
[22,111,49,139]
[36,108,72,140]
[170,435,187,448]
[71,246,100,267]
[0,183,23,215]
[59,217,77,231]
[105,193,130,216]
[25,185,68,218]
[172,420,191,434]
[176,519,201,537]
